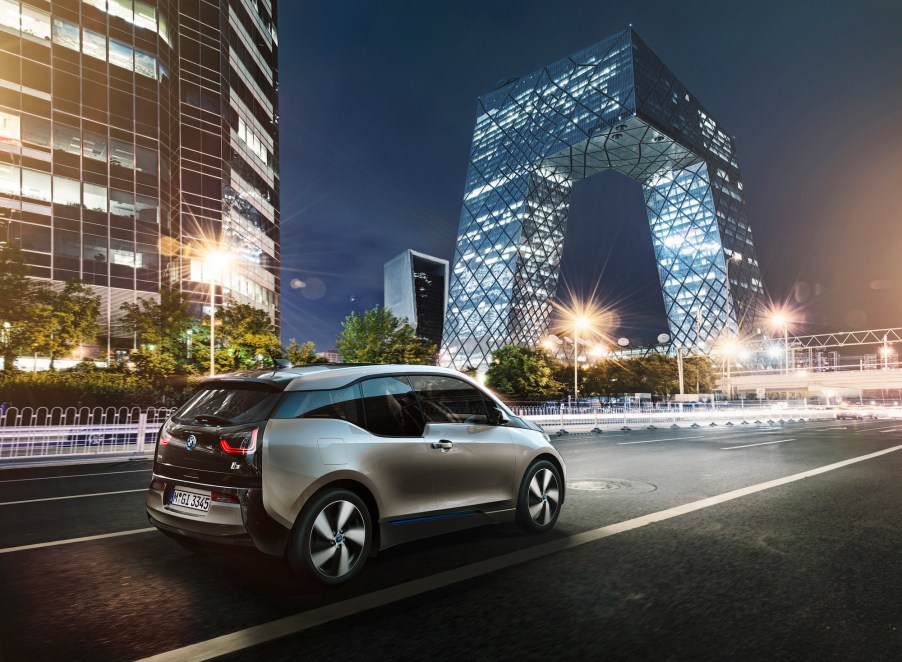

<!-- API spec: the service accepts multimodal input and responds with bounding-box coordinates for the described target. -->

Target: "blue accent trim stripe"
[388,510,481,526]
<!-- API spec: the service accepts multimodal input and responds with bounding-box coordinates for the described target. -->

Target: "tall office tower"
[0,0,279,354]
[384,249,449,348]
[441,28,766,371]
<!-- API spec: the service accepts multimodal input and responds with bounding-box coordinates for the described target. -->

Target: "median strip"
[136,443,902,662]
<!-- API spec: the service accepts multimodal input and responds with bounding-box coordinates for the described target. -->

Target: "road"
[1,419,901,661]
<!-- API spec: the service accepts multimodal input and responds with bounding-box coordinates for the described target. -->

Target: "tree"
[285,339,327,365]
[132,347,177,385]
[485,345,563,400]
[119,289,194,358]
[29,280,101,370]
[216,301,282,369]
[336,306,436,364]
[0,231,40,372]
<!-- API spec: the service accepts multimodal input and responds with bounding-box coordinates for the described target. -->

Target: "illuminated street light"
[203,249,232,377]
[720,339,739,400]
[573,316,591,406]
[768,310,792,375]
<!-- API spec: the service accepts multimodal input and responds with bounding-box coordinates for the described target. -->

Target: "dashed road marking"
[0,488,146,506]
[618,435,707,445]
[0,527,156,554]
[721,438,795,450]
[0,469,150,483]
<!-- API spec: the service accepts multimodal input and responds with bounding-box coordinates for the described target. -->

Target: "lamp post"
[573,316,591,409]
[769,312,790,375]
[203,251,231,377]
[186,328,193,360]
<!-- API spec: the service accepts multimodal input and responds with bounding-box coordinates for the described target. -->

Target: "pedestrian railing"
[0,406,175,461]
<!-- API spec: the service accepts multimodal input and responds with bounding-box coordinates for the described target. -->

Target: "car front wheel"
[289,489,371,585]
[516,460,562,533]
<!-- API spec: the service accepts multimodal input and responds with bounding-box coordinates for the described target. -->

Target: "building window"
[52,175,81,206]
[22,115,50,148]
[158,12,170,45]
[135,194,157,222]
[0,0,19,31]
[0,163,19,196]
[110,188,135,217]
[53,123,82,157]
[52,18,79,51]
[134,50,156,78]
[21,169,51,202]
[21,5,50,41]
[84,0,108,12]
[110,139,135,169]
[108,0,133,23]
[134,1,155,30]
[82,28,106,60]
[83,182,108,212]
[109,39,133,72]
[0,108,20,145]
[82,130,107,161]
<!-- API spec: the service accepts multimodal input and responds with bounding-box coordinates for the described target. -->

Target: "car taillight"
[159,430,171,445]
[150,480,165,491]
[219,428,258,455]
[212,492,240,504]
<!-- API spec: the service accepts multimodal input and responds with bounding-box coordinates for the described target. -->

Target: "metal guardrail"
[0,406,175,461]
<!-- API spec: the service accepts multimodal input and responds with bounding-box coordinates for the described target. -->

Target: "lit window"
[83,182,108,212]
[108,0,133,23]
[0,108,20,145]
[134,1,155,30]
[84,0,107,11]
[0,0,18,32]
[82,28,106,60]
[108,39,133,71]
[0,163,19,196]
[52,175,81,206]
[21,169,51,202]
[21,5,50,41]
[158,13,170,46]
[52,18,79,51]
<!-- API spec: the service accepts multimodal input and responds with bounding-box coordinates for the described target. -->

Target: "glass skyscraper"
[441,28,766,371]
[0,0,279,352]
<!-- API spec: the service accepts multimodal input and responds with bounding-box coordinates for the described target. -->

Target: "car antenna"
[268,349,292,374]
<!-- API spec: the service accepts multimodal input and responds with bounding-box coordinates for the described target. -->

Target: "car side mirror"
[487,406,508,426]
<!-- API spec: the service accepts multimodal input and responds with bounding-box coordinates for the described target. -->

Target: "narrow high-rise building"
[384,249,448,349]
[0,0,280,353]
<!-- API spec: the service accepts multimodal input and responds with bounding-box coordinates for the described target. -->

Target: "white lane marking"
[721,438,795,450]
[878,427,902,434]
[0,488,146,506]
[867,424,902,431]
[618,435,707,445]
[135,443,902,662]
[0,527,156,554]
[0,469,150,483]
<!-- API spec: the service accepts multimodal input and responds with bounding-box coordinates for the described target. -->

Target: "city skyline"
[278,0,902,351]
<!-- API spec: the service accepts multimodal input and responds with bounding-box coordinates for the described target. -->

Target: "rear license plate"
[170,488,211,513]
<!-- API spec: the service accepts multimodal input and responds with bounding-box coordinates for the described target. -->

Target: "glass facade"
[441,29,765,370]
[0,0,280,351]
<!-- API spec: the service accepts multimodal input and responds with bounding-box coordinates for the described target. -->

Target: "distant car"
[146,364,566,585]
[835,408,877,420]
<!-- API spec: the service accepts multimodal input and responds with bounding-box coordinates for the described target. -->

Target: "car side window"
[360,376,426,437]
[273,384,363,426]
[408,375,489,425]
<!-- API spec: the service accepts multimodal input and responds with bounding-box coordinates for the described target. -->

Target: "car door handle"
[432,440,453,450]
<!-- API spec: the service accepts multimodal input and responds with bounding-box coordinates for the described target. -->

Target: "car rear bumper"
[146,473,290,555]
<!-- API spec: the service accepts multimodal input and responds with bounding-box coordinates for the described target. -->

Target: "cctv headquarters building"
[0,0,279,350]
[441,29,767,371]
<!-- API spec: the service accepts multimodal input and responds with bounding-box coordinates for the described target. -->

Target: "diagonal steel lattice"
[440,29,767,371]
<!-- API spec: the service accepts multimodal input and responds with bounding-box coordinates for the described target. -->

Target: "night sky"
[276,0,902,350]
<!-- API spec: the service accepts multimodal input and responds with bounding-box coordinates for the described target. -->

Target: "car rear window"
[174,382,282,426]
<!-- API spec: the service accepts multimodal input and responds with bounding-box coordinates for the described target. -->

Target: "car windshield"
[173,382,281,426]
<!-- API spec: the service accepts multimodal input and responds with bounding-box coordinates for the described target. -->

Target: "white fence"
[0,406,175,461]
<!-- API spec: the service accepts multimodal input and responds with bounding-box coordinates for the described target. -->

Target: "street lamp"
[721,340,738,400]
[573,316,591,408]
[769,311,791,375]
[203,250,232,377]
[186,328,193,360]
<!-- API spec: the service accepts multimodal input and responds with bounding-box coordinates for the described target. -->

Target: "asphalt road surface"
[1,419,901,661]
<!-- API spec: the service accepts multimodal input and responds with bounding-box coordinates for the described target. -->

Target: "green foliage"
[132,348,178,384]
[119,289,194,359]
[34,280,101,369]
[486,345,563,400]
[577,354,717,399]
[336,306,436,364]
[216,302,282,370]
[285,339,327,365]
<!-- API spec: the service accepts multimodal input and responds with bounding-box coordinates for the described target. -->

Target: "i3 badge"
[186,434,197,451]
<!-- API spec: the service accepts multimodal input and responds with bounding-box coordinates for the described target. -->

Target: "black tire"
[289,488,372,585]
[516,460,562,534]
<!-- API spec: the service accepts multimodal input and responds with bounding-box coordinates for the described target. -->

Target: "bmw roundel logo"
[186,435,197,451]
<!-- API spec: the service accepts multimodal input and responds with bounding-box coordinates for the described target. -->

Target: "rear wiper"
[193,414,233,426]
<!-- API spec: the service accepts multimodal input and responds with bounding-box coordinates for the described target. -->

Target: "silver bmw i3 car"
[146,363,565,584]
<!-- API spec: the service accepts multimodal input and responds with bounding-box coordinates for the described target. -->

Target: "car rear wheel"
[289,489,371,585]
[516,460,562,534]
